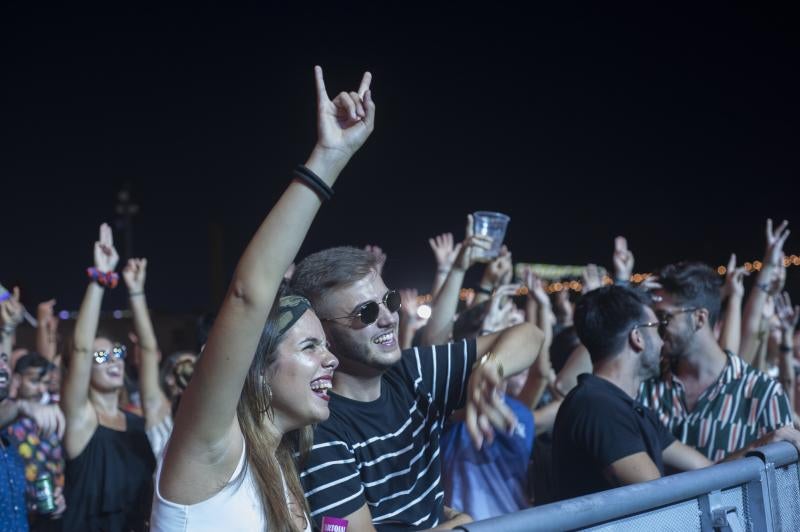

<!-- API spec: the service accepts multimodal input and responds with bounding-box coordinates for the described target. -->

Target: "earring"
[260,377,275,422]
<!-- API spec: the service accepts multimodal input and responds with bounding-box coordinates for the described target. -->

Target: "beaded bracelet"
[87,267,119,289]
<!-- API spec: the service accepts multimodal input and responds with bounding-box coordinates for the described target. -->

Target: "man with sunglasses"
[552,285,711,501]
[639,262,800,462]
[291,246,543,530]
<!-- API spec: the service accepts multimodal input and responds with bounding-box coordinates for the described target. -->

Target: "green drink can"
[34,472,56,514]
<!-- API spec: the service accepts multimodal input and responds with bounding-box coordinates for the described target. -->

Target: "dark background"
[2,3,798,315]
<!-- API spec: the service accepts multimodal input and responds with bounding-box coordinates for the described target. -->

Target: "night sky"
[3,4,798,315]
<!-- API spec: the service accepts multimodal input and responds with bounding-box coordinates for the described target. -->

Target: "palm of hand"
[315,68,373,159]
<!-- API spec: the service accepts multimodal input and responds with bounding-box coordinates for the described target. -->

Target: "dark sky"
[2,4,798,314]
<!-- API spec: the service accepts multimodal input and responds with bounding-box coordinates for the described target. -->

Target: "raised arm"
[36,299,59,361]
[775,292,799,412]
[421,214,491,345]
[166,67,375,467]
[517,269,555,410]
[741,219,789,363]
[428,232,459,299]
[468,321,543,449]
[718,254,747,354]
[0,287,24,360]
[61,223,118,420]
[612,236,634,285]
[123,258,170,430]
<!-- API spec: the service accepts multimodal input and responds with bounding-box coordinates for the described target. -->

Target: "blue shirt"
[1,433,29,532]
[440,396,535,520]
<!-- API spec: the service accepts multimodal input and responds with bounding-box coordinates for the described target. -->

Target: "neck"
[675,332,727,381]
[332,370,383,402]
[594,357,640,399]
[89,387,120,415]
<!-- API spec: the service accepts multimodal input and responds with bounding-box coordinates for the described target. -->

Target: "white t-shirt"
[150,441,311,532]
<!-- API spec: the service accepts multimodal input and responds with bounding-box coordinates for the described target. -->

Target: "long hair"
[236,283,313,532]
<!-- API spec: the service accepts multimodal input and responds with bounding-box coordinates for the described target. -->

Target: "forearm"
[36,324,57,361]
[130,294,167,415]
[779,332,795,410]
[478,322,542,377]
[63,283,104,414]
[430,271,448,300]
[421,268,466,345]
[740,267,774,362]
[0,399,21,428]
[718,295,742,354]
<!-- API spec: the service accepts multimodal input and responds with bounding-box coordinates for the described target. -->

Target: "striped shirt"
[300,339,477,531]
[638,351,792,461]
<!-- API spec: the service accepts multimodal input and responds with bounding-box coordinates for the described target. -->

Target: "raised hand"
[314,66,375,160]
[481,283,521,334]
[0,286,25,331]
[613,236,634,282]
[364,245,387,276]
[523,267,550,309]
[399,288,422,323]
[465,352,518,449]
[37,299,59,332]
[94,223,119,273]
[122,258,148,294]
[429,233,459,273]
[484,246,513,287]
[764,219,790,267]
[453,214,493,272]
[721,254,748,300]
[775,292,800,336]
[582,263,604,294]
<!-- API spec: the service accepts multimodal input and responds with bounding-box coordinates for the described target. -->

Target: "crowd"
[1,67,799,531]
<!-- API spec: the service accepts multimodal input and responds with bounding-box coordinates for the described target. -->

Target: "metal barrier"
[455,442,799,532]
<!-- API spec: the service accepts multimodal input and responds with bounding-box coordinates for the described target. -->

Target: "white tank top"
[150,442,312,532]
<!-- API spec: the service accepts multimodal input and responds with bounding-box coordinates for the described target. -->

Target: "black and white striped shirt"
[301,339,477,531]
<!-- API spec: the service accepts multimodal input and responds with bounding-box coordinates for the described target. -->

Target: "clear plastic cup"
[472,211,510,260]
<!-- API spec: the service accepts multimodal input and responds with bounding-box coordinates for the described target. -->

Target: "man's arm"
[603,452,662,487]
[467,322,543,448]
[662,440,713,471]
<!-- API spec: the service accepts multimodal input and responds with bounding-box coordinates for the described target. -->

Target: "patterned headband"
[276,295,313,338]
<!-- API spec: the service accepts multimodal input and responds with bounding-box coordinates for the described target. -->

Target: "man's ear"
[694,308,709,331]
[629,328,645,352]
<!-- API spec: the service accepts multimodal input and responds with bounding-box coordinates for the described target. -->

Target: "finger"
[362,89,375,131]
[775,219,789,237]
[727,253,736,271]
[314,65,329,104]
[615,236,627,253]
[766,218,773,239]
[349,91,366,118]
[444,233,453,247]
[357,71,372,98]
[465,400,482,449]
[465,214,474,239]
[12,286,20,302]
[477,413,494,445]
[334,91,358,120]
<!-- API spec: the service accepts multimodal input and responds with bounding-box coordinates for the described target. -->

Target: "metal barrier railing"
[455,442,800,532]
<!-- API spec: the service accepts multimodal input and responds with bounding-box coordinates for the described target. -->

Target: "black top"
[552,374,675,501]
[63,411,155,532]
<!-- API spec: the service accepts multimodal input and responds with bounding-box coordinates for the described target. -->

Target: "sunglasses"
[326,289,402,326]
[93,344,127,364]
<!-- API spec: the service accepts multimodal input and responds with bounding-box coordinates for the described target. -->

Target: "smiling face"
[319,270,401,374]
[89,337,126,392]
[268,310,339,433]
[653,291,698,360]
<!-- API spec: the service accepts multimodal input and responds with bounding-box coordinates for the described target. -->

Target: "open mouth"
[372,331,396,348]
[310,376,332,401]
[0,371,8,386]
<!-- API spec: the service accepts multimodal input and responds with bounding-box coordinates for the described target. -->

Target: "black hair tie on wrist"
[293,165,334,201]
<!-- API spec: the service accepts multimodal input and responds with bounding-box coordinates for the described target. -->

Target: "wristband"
[87,267,119,289]
[476,285,493,296]
[293,165,334,201]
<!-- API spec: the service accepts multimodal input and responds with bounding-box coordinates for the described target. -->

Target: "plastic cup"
[472,211,510,260]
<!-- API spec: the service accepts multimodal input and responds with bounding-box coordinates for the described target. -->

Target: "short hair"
[291,246,381,307]
[13,351,52,375]
[656,262,723,326]
[574,285,652,364]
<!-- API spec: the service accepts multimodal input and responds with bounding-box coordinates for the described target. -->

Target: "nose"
[376,301,398,327]
[322,348,339,370]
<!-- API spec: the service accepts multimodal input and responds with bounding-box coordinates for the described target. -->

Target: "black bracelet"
[779,344,793,353]
[476,286,493,295]
[293,165,334,201]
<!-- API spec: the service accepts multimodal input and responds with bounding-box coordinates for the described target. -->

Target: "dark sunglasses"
[326,289,402,325]
[93,344,127,364]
